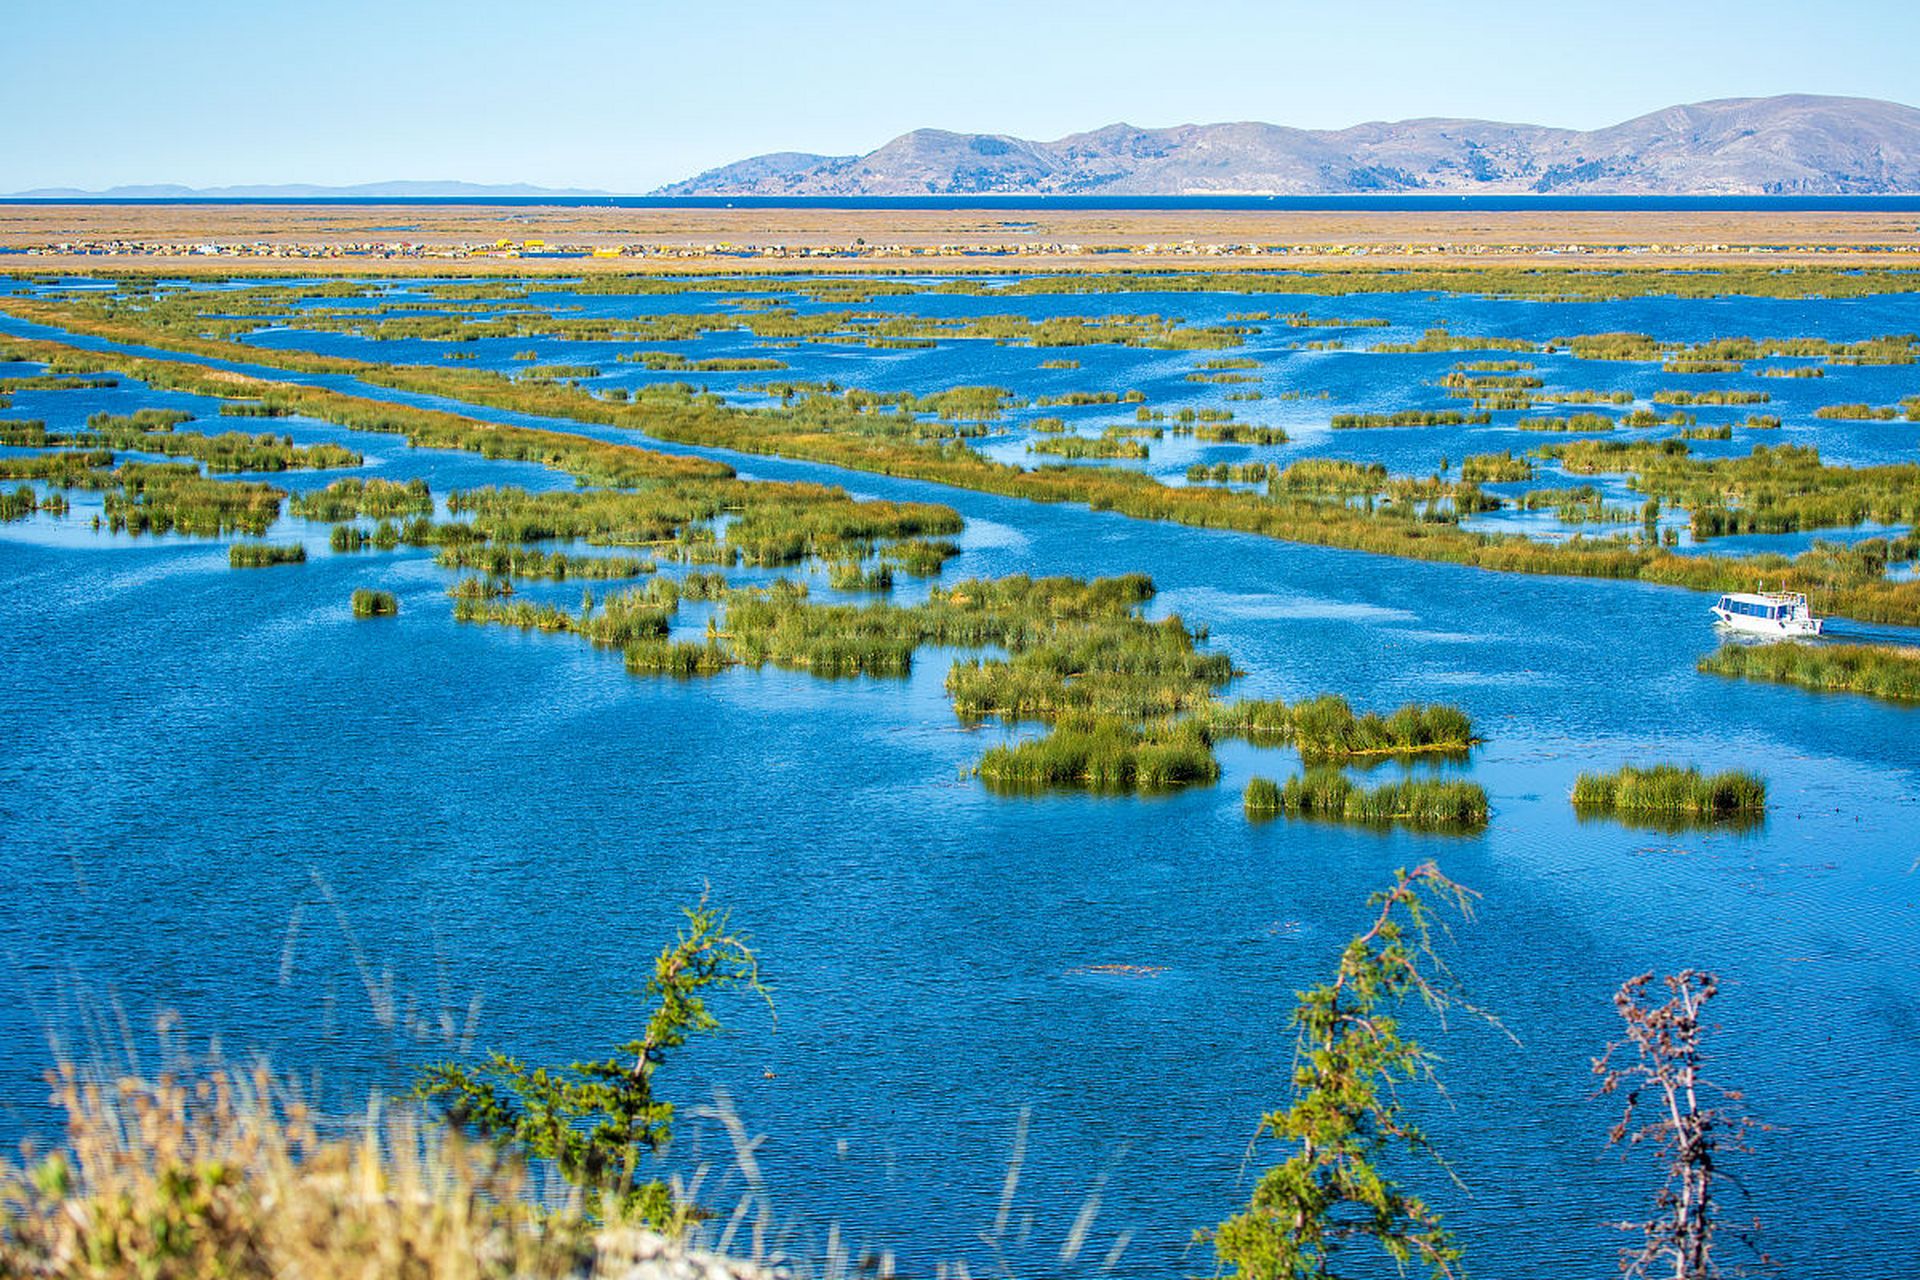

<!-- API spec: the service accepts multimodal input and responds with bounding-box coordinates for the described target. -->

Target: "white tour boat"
[1710,589,1823,638]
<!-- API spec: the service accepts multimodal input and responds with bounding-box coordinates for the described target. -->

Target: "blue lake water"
[1,279,1918,1278]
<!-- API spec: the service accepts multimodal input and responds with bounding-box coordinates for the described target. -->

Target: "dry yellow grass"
[2,203,1916,275]
[0,1066,591,1280]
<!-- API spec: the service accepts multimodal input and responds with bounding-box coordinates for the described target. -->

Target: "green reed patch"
[102,463,285,537]
[1540,439,1920,541]
[18,307,1920,628]
[1698,641,1920,703]
[1653,390,1770,406]
[228,542,307,568]
[1206,694,1475,759]
[825,560,894,593]
[1371,327,1536,355]
[435,544,654,581]
[79,410,362,472]
[1178,422,1289,445]
[350,588,399,618]
[0,483,62,521]
[1570,763,1765,824]
[878,537,962,577]
[1244,771,1489,830]
[1028,435,1148,460]
[1330,410,1490,430]
[290,477,435,521]
[1516,414,1616,432]
[1813,403,1905,421]
[1459,451,1532,483]
[978,715,1219,793]
[453,583,670,647]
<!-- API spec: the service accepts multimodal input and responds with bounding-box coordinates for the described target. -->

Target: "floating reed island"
[1699,640,1920,703]
[1571,763,1767,827]
[1243,771,1490,831]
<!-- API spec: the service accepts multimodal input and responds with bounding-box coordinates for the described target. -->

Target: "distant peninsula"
[655,95,1920,197]
[5,181,609,199]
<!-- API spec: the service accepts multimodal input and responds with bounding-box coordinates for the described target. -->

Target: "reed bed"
[454,584,670,647]
[1206,694,1475,758]
[351,588,399,618]
[1459,451,1533,483]
[436,544,654,581]
[623,637,738,675]
[1188,461,1281,485]
[1698,640,1920,703]
[1814,403,1901,421]
[228,542,307,568]
[977,714,1219,792]
[1564,331,1919,365]
[330,518,439,552]
[879,537,961,577]
[1653,390,1770,406]
[444,482,959,569]
[1177,422,1289,445]
[1515,413,1616,433]
[1330,410,1491,429]
[825,560,894,593]
[20,305,1920,627]
[1570,763,1766,822]
[1544,440,1920,543]
[290,476,434,520]
[448,575,513,600]
[0,418,50,446]
[1028,435,1149,460]
[73,409,344,470]
[0,483,50,520]
[1243,771,1490,830]
[103,464,285,537]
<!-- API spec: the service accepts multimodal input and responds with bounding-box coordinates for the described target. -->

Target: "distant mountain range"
[654,95,1920,197]
[4,181,608,199]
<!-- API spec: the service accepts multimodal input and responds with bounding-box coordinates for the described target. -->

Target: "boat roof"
[1721,590,1809,605]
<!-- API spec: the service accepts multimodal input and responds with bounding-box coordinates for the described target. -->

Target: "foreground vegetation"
[0,1066,598,1280]
[0,877,1765,1280]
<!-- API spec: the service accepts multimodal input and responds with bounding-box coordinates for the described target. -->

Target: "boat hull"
[1711,607,1823,638]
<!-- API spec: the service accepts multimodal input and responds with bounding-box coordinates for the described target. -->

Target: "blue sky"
[5,0,1917,192]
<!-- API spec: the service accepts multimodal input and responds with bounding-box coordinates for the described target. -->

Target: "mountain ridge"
[654,95,1920,196]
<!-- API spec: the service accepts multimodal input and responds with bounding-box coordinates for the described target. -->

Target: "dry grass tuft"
[0,1065,596,1280]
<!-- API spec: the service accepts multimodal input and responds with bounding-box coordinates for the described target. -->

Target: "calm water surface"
[0,283,1917,1278]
